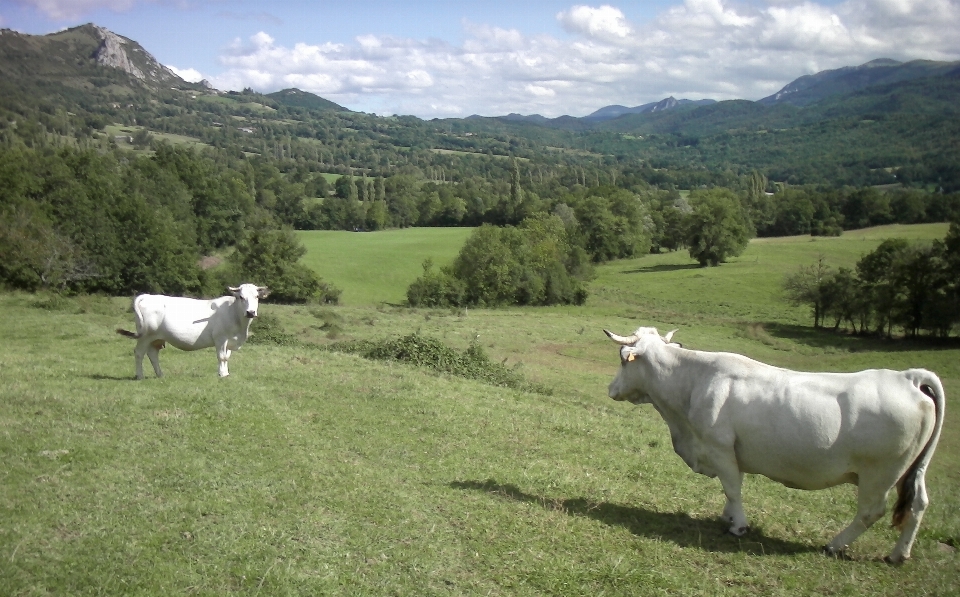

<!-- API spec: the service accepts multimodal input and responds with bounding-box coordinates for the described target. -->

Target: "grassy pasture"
[1,224,958,595]
[297,227,474,305]
[103,124,209,152]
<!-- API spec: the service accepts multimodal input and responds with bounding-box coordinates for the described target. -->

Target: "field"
[103,124,210,152]
[297,227,474,305]
[1,224,958,595]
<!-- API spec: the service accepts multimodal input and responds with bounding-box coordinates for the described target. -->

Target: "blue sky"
[2,1,957,118]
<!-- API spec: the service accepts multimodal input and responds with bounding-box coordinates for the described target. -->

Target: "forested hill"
[2,23,960,303]
[1,24,959,190]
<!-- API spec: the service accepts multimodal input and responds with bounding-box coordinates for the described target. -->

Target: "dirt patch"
[198,255,222,270]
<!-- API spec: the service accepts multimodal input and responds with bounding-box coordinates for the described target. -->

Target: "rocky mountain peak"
[87,24,180,86]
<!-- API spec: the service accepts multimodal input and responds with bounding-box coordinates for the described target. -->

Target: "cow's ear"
[258,287,270,299]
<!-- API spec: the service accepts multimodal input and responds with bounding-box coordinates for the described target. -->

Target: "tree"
[685,189,754,266]
[409,216,590,307]
[783,255,834,328]
[334,174,356,200]
[856,238,910,336]
[228,215,339,304]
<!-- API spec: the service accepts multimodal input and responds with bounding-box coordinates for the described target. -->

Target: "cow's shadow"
[619,263,702,274]
[763,322,960,353]
[450,479,816,556]
[86,373,136,381]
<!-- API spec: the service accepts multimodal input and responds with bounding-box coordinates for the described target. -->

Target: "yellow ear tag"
[626,353,636,362]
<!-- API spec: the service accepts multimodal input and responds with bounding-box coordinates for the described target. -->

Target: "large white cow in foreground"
[117,284,269,379]
[604,326,944,563]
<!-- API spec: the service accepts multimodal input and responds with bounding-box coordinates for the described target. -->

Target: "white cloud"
[526,84,556,97]
[207,1,960,118]
[557,5,632,40]
[167,65,203,82]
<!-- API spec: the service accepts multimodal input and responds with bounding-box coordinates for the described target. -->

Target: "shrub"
[228,217,341,304]
[406,215,590,308]
[328,333,551,394]
[246,313,299,346]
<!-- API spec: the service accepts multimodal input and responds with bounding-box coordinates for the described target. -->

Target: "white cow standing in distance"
[117,284,270,378]
[604,326,945,563]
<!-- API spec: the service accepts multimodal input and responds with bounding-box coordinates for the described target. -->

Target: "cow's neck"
[640,346,707,471]
[641,346,694,409]
[229,298,254,341]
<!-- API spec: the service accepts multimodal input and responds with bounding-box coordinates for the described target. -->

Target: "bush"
[406,215,591,308]
[246,312,300,346]
[228,217,341,304]
[406,259,464,307]
[328,333,551,394]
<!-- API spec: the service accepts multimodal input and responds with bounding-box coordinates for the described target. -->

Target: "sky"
[1,0,958,118]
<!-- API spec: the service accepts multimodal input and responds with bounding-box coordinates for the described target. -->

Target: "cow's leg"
[888,471,930,564]
[146,340,164,378]
[133,338,149,380]
[217,341,231,377]
[826,476,890,557]
[714,456,748,535]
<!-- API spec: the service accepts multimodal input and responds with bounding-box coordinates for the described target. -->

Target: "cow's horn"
[227,285,240,292]
[663,329,679,343]
[604,329,639,345]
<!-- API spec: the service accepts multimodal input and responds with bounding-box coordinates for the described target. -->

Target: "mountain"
[266,88,347,112]
[0,23,185,88]
[757,58,960,107]
[585,97,716,121]
[493,97,717,126]
[0,23,958,191]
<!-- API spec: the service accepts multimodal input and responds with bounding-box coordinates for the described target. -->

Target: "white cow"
[604,326,944,563]
[117,284,269,378]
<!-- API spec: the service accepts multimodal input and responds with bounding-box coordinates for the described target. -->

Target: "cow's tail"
[115,295,145,340]
[891,370,945,530]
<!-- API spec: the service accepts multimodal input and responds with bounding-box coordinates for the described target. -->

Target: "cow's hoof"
[883,555,908,566]
[822,546,851,560]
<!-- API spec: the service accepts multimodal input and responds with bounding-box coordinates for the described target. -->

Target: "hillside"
[757,58,960,107]
[0,25,958,191]
[0,23,187,88]
[266,88,347,112]
[1,223,959,594]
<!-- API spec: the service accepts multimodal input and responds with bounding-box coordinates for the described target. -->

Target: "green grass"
[1,224,958,595]
[297,227,474,305]
[103,124,209,152]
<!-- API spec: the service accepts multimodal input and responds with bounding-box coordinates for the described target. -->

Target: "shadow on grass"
[87,373,136,381]
[620,263,702,274]
[450,479,816,556]
[762,322,960,353]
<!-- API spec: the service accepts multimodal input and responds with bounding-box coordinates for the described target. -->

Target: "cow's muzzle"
[246,310,258,318]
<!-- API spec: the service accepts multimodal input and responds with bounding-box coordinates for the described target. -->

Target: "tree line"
[0,144,339,303]
[785,223,960,338]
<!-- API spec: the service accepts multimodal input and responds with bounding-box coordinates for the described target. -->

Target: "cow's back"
[135,294,232,351]
[720,367,934,489]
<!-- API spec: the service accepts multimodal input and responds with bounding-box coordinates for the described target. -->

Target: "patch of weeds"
[248,313,300,346]
[327,333,552,395]
[742,322,796,352]
[74,294,121,316]
[311,308,344,339]
[31,294,72,311]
